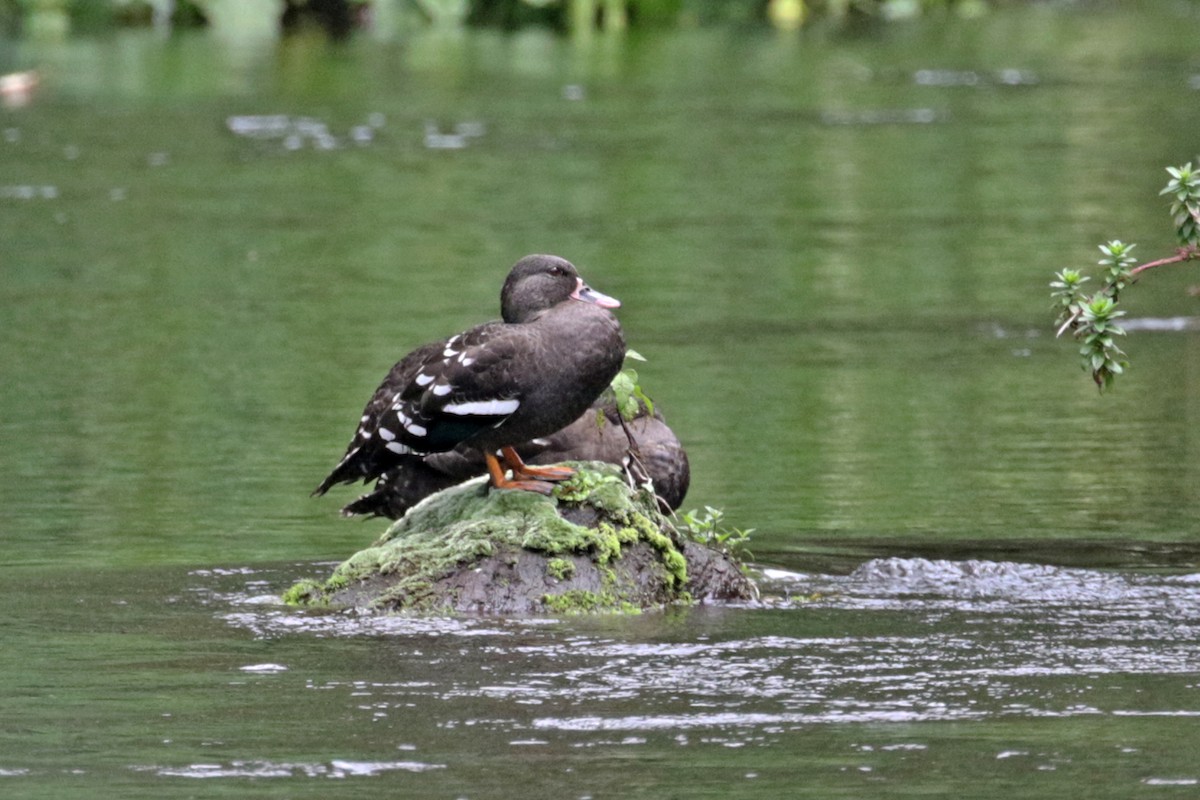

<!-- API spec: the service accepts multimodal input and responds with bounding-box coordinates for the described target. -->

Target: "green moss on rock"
[546,557,576,580]
[542,589,642,615]
[287,462,754,615]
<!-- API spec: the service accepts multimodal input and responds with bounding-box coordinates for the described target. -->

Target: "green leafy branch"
[598,350,672,510]
[674,505,755,561]
[606,349,655,422]
[1052,163,1200,390]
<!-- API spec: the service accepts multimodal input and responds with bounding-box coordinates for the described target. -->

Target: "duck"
[314,254,626,500]
[339,395,691,519]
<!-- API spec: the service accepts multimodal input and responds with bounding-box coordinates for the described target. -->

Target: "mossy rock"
[287,461,755,614]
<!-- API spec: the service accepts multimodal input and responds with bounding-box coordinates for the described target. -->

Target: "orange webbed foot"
[484,450,561,495]
[490,476,557,495]
[512,463,575,482]
[500,446,574,483]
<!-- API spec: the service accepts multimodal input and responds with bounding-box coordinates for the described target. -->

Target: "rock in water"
[286,462,754,614]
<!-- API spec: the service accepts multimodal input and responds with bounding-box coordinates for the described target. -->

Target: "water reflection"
[226,112,386,150]
[911,68,1039,87]
[131,758,446,778]
[818,107,943,126]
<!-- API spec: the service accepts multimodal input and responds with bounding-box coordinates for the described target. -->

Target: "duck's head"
[501,254,620,323]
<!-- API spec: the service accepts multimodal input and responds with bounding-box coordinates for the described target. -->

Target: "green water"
[3,4,1200,797]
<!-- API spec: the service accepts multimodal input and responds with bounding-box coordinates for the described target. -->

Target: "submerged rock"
[287,462,754,614]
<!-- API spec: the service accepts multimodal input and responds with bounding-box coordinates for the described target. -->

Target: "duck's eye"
[548,265,567,277]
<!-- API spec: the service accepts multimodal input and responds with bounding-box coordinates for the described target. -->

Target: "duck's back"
[463,300,625,452]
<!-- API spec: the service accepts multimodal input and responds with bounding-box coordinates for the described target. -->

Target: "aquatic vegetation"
[1052,164,1200,390]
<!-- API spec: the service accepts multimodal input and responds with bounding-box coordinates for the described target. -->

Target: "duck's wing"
[312,340,443,495]
[382,324,525,454]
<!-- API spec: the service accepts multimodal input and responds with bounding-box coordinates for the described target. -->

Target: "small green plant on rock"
[675,505,755,560]
[1052,163,1200,390]
[600,349,654,423]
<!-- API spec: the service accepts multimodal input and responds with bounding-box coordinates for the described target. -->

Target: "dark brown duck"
[314,254,626,498]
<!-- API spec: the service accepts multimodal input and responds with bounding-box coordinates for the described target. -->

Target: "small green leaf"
[633,385,655,416]
[618,394,638,420]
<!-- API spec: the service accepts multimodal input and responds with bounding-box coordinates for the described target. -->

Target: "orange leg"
[484,451,557,495]
[501,446,575,482]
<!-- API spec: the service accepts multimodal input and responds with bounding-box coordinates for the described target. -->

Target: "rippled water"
[10,558,1194,796]
[4,554,1200,796]
[4,3,1200,797]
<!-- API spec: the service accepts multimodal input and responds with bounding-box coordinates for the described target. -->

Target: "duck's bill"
[571,279,621,309]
